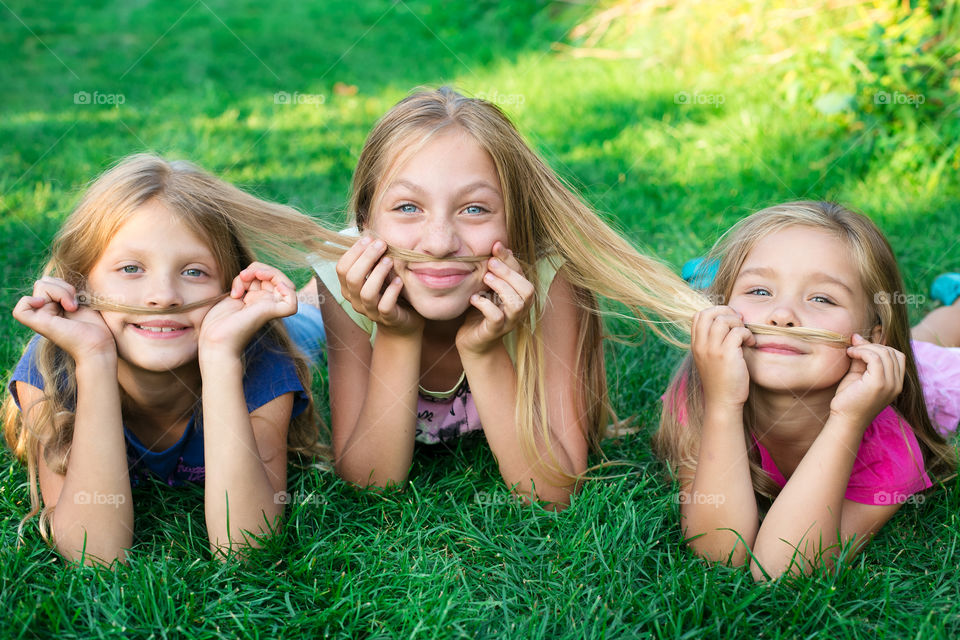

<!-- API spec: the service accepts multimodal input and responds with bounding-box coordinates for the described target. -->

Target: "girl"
[3,154,337,565]
[309,87,699,507]
[653,201,957,580]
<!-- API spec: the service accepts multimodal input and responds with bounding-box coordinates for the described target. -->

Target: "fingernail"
[359,237,371,246]
[490,258,502,267]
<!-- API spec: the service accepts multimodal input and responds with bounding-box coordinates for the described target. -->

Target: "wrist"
[74,350,118,373]
[377,322,424,341]
[198,346,244,373]
[458,340,507,363]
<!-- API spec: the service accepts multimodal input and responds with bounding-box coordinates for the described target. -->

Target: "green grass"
[2,0,960,637]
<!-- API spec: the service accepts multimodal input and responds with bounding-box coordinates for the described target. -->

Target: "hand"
[691,306,756,409]
[199,262,299,356]
[456,242,534,357]
[830,334,904,425]
[12,277,116,363]
[335,235,424,336]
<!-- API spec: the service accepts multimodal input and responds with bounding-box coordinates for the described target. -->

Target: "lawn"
[2,0,959,637]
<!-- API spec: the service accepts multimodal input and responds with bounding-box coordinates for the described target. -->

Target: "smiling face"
[728,226,879,393]
[367,127,508,321]
[86,199,223,372]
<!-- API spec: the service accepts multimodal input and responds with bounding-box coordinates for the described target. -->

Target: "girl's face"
[369,128,508,321]
[728,226,879,393]
[86,200,223,372]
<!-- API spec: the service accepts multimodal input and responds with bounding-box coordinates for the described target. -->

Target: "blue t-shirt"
[8,334,309,487]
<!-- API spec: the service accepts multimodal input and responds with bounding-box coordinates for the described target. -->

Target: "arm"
[322,237,425,488]
[680,307,759,565]
[750,335,906,579]
[459,261,587,506]
[12,278,132,565]
[198,358,292,554]
[196,263,299,555]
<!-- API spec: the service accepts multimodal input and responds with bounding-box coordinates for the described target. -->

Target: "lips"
[754,341,806,356]
[407,265,474,289]
[128,319,191,339]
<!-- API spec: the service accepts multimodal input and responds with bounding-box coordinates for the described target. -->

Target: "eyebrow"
[107,246,218,266]
[385,179,502,200]
[738,266,855,294]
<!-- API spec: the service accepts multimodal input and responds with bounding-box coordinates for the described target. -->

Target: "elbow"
[52,520,131,568]
[335,457,408,491]
[683,521,755,567]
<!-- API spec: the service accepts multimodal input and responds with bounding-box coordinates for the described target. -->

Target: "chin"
[409,298,472,321]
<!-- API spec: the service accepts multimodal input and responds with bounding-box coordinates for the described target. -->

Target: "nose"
[417,213,460,257]
[144,273,183,309]
[767,303,798,328]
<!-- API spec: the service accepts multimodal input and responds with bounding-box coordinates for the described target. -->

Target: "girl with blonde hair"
[310,87,698,506]
[653,201,957,580]
[4,154,341,565]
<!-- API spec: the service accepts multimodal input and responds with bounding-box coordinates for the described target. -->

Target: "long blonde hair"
[2,153,344,540]
[653,201,957,498]
[350,87,703,480]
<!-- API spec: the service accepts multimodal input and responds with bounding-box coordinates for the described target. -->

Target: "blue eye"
[183,268,206,278]
[463,205,488,215]
[746,288,771,296]
[396,203,419,214]
[811,295,835,305]
[120,265,141,274]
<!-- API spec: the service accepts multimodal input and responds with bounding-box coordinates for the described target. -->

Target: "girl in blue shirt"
[3,154,332,565]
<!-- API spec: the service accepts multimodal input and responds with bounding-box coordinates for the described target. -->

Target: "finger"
[359,257,395,312]
[342,239,389,296]
[470,293,506,329]
[482,273,529,318]
[35,278,79,312]
[492,242,522,271]
[486,257,534,303]
[377,276,405,316]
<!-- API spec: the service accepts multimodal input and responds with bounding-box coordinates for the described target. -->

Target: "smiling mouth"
[407,266,474,289]
[129,321,191,338]
[754,343,806,356]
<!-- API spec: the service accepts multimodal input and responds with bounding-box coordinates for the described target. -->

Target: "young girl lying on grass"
[654,201,958,580]
[3,154,336,565]
[309,87,701,507]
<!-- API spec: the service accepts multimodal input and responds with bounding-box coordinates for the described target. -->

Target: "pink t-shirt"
[662,380,932,506]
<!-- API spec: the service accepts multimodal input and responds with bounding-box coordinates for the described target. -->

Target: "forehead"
[739,226,857,279]
[102,200,214,257]
[384,128,500,190]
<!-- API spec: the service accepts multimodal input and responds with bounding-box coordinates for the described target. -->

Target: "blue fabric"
[681,257,719,290]
[931,273,960,307]
[281,302,326,365]
[9,333,308,487]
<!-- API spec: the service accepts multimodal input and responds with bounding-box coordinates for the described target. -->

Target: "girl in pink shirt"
[653,201,956,580]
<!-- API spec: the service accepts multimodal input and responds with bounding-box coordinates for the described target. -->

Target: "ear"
[869,322,883,344]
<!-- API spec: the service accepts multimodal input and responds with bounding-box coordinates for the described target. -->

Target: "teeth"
[135,325,181,333]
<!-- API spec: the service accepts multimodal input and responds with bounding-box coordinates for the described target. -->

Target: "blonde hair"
[2,153,345,541]
[349,87,714,481]
[653,201,957,498]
